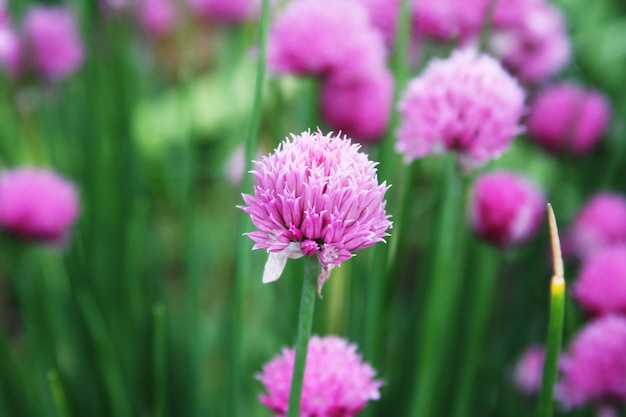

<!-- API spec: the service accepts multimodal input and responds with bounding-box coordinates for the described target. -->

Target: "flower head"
[22,6,84,82]
[0,167,80,244]
[257,335,382,417]
[527,83,611,155]
[489,0,570,83]
[239,130,391,294]
[565,193,626,259]
[189,0,258,22]
[411,0,490,42]
[513,345,546,396]
[557,315,626,408]
[396,48,525,170]
[469,171,545,246]
[137,0,176,37]
[572,246,626,317]
[267,0,386,83]
[320,70,393,143]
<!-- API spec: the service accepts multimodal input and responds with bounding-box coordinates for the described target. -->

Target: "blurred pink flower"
[489,0,570,83]
[513,345,545,396]
[267,0,386,83]
[396,48,525,170]
[257,335,382,417]
[572,246,626,316]
[239,130,391,294]
[23,6,84,82]
[566,193,626,259]
[138,0,176,37]
[0,167,80,244]
[357,0,400,46]
[557,315,626,408]
[189,0,258,22]
[411,0,490,42]
[320,69,393,143]
[469,171,545,246]
[0,23,21,77]
[527,83,611,155]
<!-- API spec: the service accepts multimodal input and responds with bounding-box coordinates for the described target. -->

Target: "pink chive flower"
[257,335,382,417]
[0,167,80,244]
[320,70,393,143]
[527,83,611,155]
[357,0,400,46]
[396,48,525,170]
[469,171,545,246]
[565,193,626,259]
[267,0,387,83]
[239,130,392,294]
[189,0,258,22]
[137,0,176,37]
[489,0,570,84]
[411,0,490,42]
[572,246,626,316]
[22,6,84,82]
[557,315,626,408]
[513,345,546,396]
[0,23,21,77]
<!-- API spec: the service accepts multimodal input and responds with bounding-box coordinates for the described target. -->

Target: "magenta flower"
[572,246,626,316]
[357,0,400,46]
[565,193,626,259]
[320,70,393,143]
[239,130,391,294]
[189,0,258,22]
[257,335,382,417]
[396,48,525,170]
[469,171,545,246]
[0,167,80,244]
[137,0,176,37]
[489,0,570,83]
[527,83,611,155]
[513,345,546,396]
[0,23,21,77]
[557,315,626,408]
[22,6,84,82]
[411,0,490,42]
[267,0,386,83]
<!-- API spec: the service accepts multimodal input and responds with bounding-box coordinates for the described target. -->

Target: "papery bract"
[257,335,382,417]
[239,130,391,294]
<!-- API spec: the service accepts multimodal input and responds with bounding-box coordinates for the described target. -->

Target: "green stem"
[152,303,167,417]
[47,369,71,417]
[411,158,467,417]
[286,257,320,417]
[537,276,566,417]
[362,0,412,363]
[452,243,499,417]
[231,0,270,414]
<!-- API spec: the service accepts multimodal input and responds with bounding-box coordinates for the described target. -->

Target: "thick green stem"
[287,257,320,417]
[537,276,566,417]
[411,158,466,417]
[452,244,499,417]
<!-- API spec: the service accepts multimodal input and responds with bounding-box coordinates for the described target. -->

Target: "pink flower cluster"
[469,171,545,246]
[239,130,391,294]
[396,49,525,170]
[513,345,546,396]
[489,0,570,83]
[257,335,382,417]
[411,0,490,42]
[0,167,80,244]
[189,0,258,22]
[137,0,177,37]
[557,316,626,408]
[268,0,392,142]
[527,83,611,155]
[566,193,626,259]
[572,245,626,317]
[0,5,83,82]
